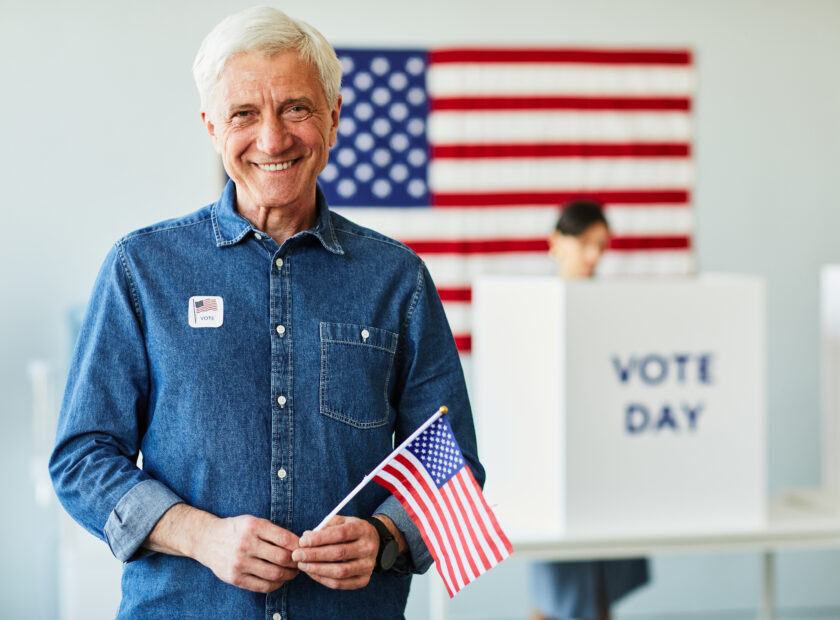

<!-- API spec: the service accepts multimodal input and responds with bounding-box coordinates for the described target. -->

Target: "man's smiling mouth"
[257,160,296,171]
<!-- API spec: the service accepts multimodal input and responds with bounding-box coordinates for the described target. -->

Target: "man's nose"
[256,114,293,154]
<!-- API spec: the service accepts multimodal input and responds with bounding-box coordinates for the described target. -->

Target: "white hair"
[193,6,342,116]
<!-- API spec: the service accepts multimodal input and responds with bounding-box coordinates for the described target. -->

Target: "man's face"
[203,51,341,215]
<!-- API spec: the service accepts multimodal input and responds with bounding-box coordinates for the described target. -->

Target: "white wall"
[3,1,840,618]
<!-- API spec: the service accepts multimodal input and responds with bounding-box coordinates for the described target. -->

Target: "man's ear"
[328,94,342,148]
[201,111,221,153]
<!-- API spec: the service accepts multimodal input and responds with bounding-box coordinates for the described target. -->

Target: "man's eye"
[284,106,311,121]
[231,110,253,122]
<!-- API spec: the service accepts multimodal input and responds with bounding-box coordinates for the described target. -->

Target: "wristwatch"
[364,516,400,572]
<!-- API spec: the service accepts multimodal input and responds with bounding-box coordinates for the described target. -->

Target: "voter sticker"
[188,296,224,328]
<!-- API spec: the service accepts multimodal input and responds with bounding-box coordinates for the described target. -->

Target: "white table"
[429,488,840,620]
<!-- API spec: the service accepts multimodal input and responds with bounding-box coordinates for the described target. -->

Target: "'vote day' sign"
[474,275,766,538]
[614,352,712,434]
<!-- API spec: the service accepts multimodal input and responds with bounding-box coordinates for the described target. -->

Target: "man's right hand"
[145,503,300,593]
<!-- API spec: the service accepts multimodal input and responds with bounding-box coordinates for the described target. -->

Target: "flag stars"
[320,49,430,206]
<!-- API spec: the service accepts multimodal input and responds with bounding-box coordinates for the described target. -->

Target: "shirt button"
[277,469,287,480]
[275,258,284,269]
[277,395,287,407]
[276,324,286,336]
[254,232,263,240]
[361,329,370,340]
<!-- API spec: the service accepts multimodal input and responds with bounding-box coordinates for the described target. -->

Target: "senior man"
[50,6,483,619]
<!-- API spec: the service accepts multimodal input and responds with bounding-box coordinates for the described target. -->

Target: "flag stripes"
[428,47,692,65]
[431,190,690,207]
[428,111,692,142]
[430,95,691,112]
[337,206,693,238]
[401,235,690,255]
[374,450,512,596]
[431,143,691,159]
[429,159,693,192]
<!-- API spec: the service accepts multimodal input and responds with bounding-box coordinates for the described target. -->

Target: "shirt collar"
[211,179,344,255]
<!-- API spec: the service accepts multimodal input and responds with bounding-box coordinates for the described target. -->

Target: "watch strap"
[364,516,397,572]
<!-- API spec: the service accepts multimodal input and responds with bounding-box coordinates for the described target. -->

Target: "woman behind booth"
[532,200,650,620]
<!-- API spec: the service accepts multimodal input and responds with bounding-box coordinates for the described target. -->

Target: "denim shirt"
[50,180,483,619]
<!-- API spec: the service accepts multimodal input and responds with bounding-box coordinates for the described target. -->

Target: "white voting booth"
[473,275,767,539]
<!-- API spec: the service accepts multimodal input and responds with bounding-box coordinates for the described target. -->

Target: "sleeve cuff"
[374,495,433,575]
[104,479,183,562]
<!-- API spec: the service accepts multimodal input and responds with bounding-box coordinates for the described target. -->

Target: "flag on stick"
[373,411,513,597]
[313,406,512,597]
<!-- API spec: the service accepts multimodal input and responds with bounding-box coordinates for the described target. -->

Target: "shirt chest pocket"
[319,322,398,429]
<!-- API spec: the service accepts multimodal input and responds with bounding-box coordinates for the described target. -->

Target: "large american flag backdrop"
[322,47,695,355]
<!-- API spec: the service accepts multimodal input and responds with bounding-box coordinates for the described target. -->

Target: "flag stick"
[313,405,448,531]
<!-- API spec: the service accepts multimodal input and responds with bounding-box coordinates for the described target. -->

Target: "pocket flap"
[319,322,398,353]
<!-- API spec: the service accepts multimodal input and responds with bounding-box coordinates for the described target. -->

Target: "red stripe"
[453,334,472,354]
[431,142,691,159]
[374,471,457,596]
[393,454,470,587]
[429,48,692,66]
[437,481,481,578]
[404,235,691,255]
[430,96,691,112]
[432,190,690,207]
[610,235,691,251]
[444,477,493,571]
[462,467,514,555]
[405,238,547,254]
[437,287,472,303]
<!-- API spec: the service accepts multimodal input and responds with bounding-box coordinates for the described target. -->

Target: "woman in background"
[532,200,650,620]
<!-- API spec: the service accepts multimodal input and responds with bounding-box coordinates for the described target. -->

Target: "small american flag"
[194,298,217,314]
[373,414,513,597]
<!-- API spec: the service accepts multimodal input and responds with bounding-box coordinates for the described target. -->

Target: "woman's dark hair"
[554,200,608,237]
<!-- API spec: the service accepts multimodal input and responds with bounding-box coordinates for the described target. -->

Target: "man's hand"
[291,515,381,590]
[196,514,301,593]
[145,503,300,594]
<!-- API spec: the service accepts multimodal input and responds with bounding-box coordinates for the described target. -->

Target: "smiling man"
[50,7,483,619]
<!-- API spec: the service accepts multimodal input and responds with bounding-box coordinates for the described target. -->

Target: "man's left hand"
[291,516,379,590]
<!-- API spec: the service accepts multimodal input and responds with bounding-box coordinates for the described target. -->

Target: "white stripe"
[428,64,695,97]
[439,482,485,573]
[597,250,695,275]
[442,302,470,335]
[385,458,468,591]
[424,254,554,288]
[398,452,478,583]
[447,472,498,569]
[605,205,695,235]
[334,206,694,238]
[423,251,694,286]
[375,467,459,594]
[334,207,557,240]
[428,111,692,143]
[457,469,511,560]
[429,159,693,192]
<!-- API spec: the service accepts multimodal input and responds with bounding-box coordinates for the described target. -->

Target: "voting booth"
[473,275,767,539]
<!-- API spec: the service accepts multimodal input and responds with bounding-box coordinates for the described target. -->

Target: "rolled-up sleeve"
[50,243,181,562]
[382,261,485,575]
[105,479,183,562]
